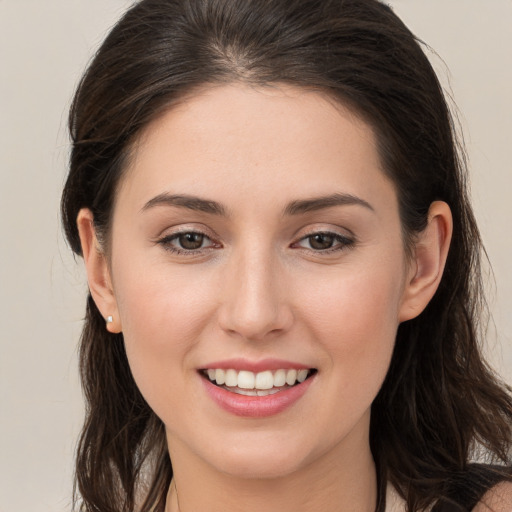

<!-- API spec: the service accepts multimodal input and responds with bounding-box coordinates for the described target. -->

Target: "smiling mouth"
[201,368,317,396]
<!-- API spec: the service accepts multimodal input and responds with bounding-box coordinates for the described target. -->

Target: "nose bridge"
[219,242,291,340]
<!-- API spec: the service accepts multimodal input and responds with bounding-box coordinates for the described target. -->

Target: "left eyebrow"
[283,193,374,216]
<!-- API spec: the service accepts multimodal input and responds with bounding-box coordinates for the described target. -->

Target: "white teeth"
[237,370,255,389]
[273,369,286,387]
[255,370,274,390]
[234,388,259,396]
[205,368,313,390]
[215,369,225,385]
[285,369,297,386]
[297,369,309,383]
[225,369,238,387]
[257,388,281,396]
[226,387,283,397]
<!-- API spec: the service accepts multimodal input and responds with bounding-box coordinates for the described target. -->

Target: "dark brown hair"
[61,1,512,511]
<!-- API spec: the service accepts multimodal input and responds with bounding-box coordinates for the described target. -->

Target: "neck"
[165,426,378,512]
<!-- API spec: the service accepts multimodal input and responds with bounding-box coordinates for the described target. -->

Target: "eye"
[175,232,208,250]
[294,231,354,252]
[158,230,217,254]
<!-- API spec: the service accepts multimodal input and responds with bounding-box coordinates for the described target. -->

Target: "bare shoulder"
[472,481,512,512]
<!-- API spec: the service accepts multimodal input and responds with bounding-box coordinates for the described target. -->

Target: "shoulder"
[472,481,512,512]
[430,465,512,512]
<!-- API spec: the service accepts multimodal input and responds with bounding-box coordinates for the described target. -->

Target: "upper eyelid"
[155,223,217,240]
[293,225,356,241]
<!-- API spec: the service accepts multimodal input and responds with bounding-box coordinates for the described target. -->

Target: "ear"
[399,201,453,322]
[77,209,122,333]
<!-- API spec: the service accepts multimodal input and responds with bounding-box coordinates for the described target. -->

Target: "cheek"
[111,258,218,405]
[116,258,216,344]
[299,264,403,389]
[302,263,403,332]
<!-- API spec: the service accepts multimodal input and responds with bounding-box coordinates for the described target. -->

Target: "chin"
[199,428,332,481]
[215,449,308,480]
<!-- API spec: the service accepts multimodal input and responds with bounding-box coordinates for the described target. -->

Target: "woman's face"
[104,84,417,479]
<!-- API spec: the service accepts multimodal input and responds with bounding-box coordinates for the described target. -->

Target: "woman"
[61,0,512,511]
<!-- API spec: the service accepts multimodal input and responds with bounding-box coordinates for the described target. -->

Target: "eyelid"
[154,221,216,238]
[293,223,355,240]
[291,227,356,253]
[155,225,222,255]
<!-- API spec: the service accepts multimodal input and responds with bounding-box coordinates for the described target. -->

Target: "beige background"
[0,1,510,511]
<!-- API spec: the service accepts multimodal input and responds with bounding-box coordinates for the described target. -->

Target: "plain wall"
[0,1,510,511]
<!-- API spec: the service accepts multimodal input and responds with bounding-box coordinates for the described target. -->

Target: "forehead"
[116,83,396,216]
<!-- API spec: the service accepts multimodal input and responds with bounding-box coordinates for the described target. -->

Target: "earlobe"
[77,209,122,333]
[399,201,453,322]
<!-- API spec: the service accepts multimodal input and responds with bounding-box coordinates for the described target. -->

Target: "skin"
[78,84,452,512]
[474,482,512,512]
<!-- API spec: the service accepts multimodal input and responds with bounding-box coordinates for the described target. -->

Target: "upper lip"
[199,358,313,373]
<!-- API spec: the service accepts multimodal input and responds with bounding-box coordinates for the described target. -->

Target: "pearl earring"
[106,315,113,324]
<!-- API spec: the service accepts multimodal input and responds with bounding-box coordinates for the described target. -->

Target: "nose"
[218,248,293,341]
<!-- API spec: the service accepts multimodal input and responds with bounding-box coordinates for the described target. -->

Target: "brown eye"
[158,230,215,254]
[294,231,354,253]
[177,232,205,250]
[308,233,335,250]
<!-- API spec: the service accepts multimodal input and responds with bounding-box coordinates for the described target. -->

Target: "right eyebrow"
[140,193,227,216]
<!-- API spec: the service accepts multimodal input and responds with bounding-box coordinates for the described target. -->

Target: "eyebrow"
[141,193,227,216]
[283,193,374,215]
[140,191,373,217]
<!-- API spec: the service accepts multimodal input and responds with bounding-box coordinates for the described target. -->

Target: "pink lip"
[200,358,312,373]
[200,371,316,418]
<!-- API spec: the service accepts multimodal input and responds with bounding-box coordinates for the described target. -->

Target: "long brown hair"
[61,1,512,511]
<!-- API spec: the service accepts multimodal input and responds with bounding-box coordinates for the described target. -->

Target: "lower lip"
[201,374,315,417]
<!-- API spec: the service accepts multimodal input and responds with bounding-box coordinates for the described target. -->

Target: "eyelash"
[292,231,355,253]
[157,230,219,255]
[156,230,355,255]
